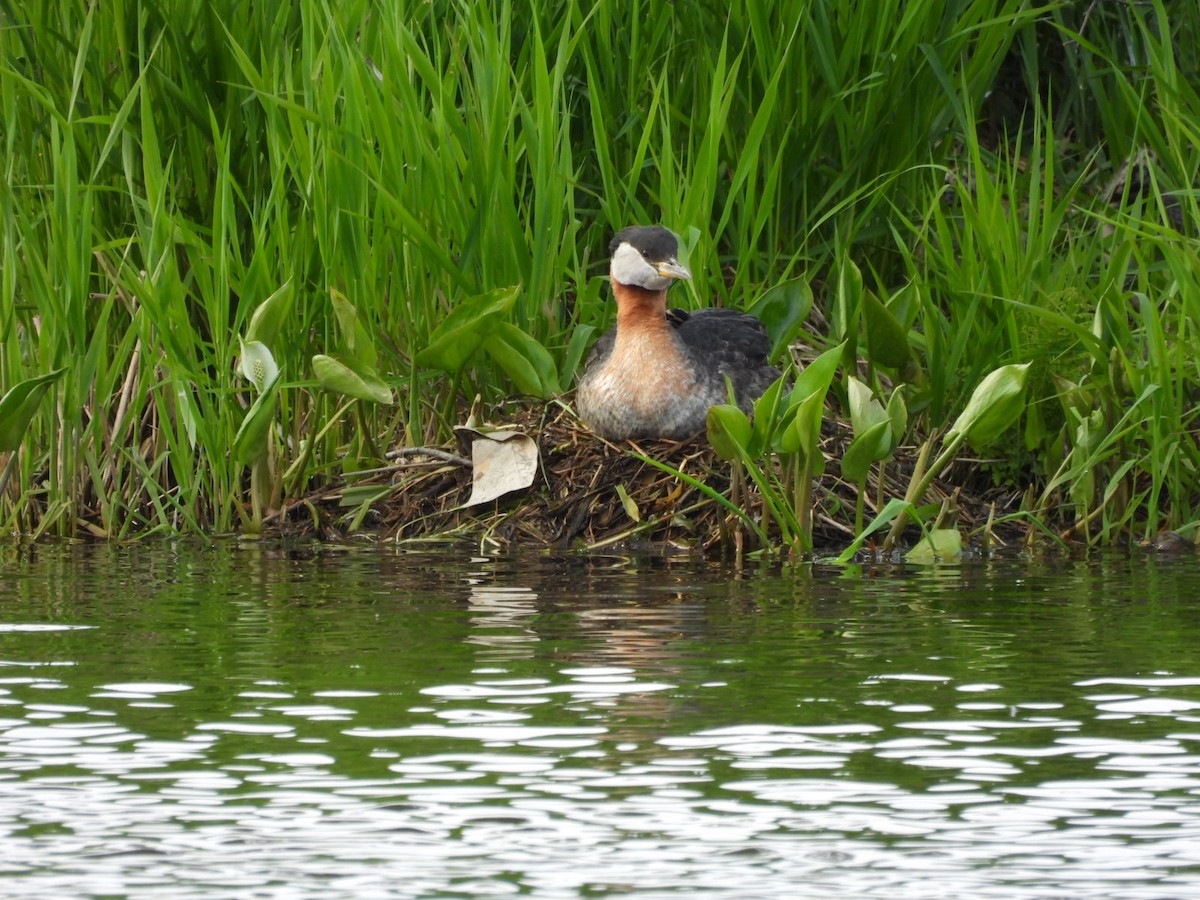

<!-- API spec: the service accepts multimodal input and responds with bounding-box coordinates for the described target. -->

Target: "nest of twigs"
[283,399,1027,556]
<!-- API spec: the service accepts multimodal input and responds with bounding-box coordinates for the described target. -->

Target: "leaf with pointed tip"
[329,288,377,368]
[749,372,787,456]
[846,375,889,437]
[706,404,752,462]
[947,362,1031,450]
[484,322,561,397]
[841,420,893,484]
[312,354,393,405]
[615,483,640,523]
[885,282,921,331]
[415,285,521,373]
[245,280,293,347]
[786,341,845,407]
[831,257,863,345]
[0,368,67,452]
[775,390,827,472]
[862,289,913,369]
[232,371,282,466]
[746,277,814,362]
[886,387,908,441]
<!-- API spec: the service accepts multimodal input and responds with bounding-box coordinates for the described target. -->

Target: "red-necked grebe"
[576,225,781,440]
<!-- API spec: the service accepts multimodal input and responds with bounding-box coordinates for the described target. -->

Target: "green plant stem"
[855,480,866,536]
[882,432,960,550]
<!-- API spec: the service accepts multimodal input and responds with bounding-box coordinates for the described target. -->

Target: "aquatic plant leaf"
[484,322,561,397]
[0,368,67,452]
[846,376,889,436]
[232,370,282,466]
[886,387,908,440]
[746,276,814,362]
[862,289,912,370]
[238,338,279,393]
[457,427,539,507]
[706,404,752,462]
[905,528,963,563]
[416,285,520,373]
[312,354,393,405]
[776,390,827,473]
[831,257,863,346]
[786,341,845,407]
[773,342,843,459]
[841,420,893,485]
[329,288,377,368]
[749,373,788,456]
[946,362,1031,450]
[884,282,921,332]
[244,279,293,347]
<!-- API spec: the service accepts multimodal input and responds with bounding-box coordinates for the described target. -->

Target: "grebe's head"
[608,226,691,291]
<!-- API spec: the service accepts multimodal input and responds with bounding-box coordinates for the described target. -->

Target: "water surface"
[1,544,1199,898]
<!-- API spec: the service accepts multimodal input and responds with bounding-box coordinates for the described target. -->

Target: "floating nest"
[284,400,1031,557]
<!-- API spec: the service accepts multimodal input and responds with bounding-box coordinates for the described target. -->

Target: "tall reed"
[0,0,1195,542]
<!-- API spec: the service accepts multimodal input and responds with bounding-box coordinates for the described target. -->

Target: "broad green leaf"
[749,372,787,456]
[884,282,922,332]
[841,420,893,484]
[775,390,826,472]
[329,288,377,368]
[330,288,359,347]
[0,368,67,452]
[706,404,752,462]
[415,285,520,373]
[886,387,908,440]
[862,289,912,369]
[245,279,293,347]
[846,375,889,436]
[232,371,282,466]
[905,528,963,563]
[746,277,814,362]
[238,338,279,393]
[946,362,1031,450]
[787,341,845,406]
[312,354,394,405]
[831,257,863,345]
[484,322,561,397]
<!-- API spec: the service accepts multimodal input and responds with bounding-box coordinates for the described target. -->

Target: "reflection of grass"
[1,0,1197,547]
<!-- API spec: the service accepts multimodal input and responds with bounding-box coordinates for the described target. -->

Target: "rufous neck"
[612,280,669,330]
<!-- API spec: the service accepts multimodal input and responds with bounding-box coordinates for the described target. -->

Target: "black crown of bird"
[575,225,781,441]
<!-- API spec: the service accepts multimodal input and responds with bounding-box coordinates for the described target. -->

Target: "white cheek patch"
[610,243,671,291]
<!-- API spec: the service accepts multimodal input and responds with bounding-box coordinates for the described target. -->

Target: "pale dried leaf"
[457,427,540,507]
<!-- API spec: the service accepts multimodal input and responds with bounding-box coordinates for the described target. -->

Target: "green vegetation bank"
[1,0,1197,552]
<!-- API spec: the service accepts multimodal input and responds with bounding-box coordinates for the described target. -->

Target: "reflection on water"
[0,545,1199,897]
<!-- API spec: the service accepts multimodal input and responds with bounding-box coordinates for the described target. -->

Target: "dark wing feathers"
[582,307,780,410]
[672,307,772,370]
[673,308,780,404]
[588,308,773,375]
